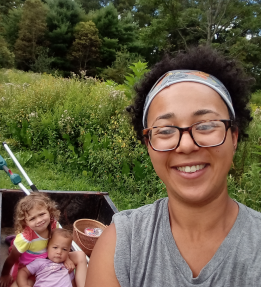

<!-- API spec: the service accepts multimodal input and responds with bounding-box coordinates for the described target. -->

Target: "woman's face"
[146,82,238,205]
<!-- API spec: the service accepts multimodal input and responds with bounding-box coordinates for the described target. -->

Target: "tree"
[30,47,54,73]
[14,0,48,69]
[112,0,135,14]
[0,35,14,67]
[45,0,85,71]
[0,0,24,15]
[136,0,261,72]
[87,3,142,71]
[1,7,22,51]
[68,21,101,72]
[101,47,144,83]
[76,0,109,14]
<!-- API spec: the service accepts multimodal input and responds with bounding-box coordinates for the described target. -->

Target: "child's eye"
[29,217,35,221]
[53,247,57,249]
[63,249,67,251]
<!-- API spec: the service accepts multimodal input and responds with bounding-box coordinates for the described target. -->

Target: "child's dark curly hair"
[14,192,60,234]
[127,46,254,143]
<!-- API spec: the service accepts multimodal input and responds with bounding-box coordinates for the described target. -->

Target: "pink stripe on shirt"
[20,251,48,265]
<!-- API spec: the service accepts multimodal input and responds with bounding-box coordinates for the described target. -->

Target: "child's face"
[25,204,51,235]
[47,234,71,263]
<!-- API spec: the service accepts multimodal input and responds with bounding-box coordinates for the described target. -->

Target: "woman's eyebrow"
[193,109,220,116]
[153,113,175,125]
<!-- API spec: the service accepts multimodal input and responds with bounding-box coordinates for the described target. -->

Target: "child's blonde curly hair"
[14,192,60,234]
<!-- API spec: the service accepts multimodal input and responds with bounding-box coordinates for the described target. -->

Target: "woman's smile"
[172,162,209,179]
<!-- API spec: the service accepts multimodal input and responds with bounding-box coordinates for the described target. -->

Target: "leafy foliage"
[101,48,144,84]
[30,48,54,73]
[76,0,109,14]
[14,0,48,69]
[87,3,142,71]
[1,0,261,85]
[45,0,85,71]
[0,68,167,210]
[123,60,149,99]
[68,21,101,72]
[0,35,14,68]
[1,7,22,51]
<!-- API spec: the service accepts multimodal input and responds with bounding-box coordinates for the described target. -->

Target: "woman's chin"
[167,185,223,206]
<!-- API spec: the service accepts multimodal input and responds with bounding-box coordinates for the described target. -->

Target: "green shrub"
[0,68,167,210]
[0,37,14,68]
[251,90,261,106]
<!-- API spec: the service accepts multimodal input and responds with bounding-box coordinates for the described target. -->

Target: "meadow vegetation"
[0,68,261,211]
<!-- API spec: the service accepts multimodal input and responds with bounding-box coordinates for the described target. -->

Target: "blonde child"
[0,193,87,287]
[17,228,76,287]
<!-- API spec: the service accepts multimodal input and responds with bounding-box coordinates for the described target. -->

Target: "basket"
[73,219,106,257]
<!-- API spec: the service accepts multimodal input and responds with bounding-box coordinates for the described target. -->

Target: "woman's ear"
[232,127,239,152]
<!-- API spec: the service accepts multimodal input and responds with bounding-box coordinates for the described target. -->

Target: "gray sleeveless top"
[112,198,261,286]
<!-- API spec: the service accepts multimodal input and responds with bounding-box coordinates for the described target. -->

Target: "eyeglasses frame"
[143,119,233,152]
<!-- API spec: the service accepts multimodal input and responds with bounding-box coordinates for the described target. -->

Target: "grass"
[0,149,162,211]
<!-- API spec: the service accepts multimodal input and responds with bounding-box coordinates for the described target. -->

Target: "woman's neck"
[168,191,238,236]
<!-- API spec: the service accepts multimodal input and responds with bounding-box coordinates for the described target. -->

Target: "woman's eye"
[155,128,176,135]
[196,124,214,131]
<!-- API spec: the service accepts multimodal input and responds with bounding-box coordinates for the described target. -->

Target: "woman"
[85,46,260,286]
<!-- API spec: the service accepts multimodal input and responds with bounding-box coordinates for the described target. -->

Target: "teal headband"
[142,70,235,128]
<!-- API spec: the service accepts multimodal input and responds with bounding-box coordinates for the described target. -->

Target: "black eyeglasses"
[143,120,233,152]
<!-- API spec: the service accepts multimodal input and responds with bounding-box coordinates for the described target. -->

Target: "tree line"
[1,0,261,89]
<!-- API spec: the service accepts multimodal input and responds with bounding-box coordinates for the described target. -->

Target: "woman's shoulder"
[112,197,168,222]
[236,201,261,244]
[239,201,261,224]
[111,198,168,239]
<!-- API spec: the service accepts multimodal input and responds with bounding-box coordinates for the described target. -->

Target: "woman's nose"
[175,131,199,154]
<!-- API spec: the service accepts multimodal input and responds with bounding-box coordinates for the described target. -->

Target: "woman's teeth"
[177,164,206,173]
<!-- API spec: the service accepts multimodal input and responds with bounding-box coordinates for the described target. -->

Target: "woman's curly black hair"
[127,46,254,143]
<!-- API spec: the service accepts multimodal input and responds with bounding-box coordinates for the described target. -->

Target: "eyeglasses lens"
[150,121,226,151]
[193,121,226,147]
[150,126,179,150]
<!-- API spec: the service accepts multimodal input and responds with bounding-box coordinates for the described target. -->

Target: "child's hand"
[64,257,75,273]
[0,274,14,287]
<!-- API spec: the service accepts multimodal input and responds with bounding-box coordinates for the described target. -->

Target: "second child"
[17,228,76,287]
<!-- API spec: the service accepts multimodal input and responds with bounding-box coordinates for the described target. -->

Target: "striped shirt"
[14,220,58,265]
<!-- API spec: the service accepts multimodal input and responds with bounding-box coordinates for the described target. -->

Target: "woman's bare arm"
[85,224,120,287]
